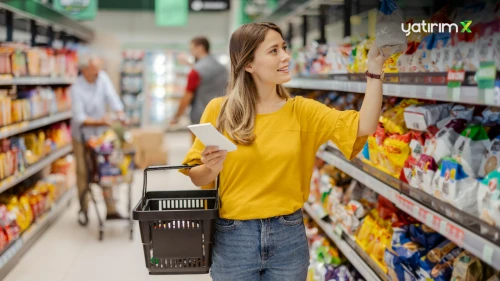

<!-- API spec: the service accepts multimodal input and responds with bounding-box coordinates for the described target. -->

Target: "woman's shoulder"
[207,97,225,111]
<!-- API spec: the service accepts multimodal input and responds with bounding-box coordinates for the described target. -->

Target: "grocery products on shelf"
[0,43,78,79]
[289,3,500,77]
[0,154,73,253]
[309,157,500,281]
[305,212,366,281]
[0,86,71,127]
[0,122,71,182]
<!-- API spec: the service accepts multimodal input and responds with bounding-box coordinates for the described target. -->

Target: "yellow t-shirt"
[181,96,367,220]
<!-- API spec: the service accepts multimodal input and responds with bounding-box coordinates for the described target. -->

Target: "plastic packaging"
[375,0,407,57]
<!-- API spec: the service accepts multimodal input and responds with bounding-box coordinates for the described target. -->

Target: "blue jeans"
[210,209,310,281]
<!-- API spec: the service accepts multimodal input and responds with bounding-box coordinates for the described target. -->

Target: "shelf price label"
[426,87,433,99]
[483,245,494,264]
[445,223,465,247]
[447,70,465,82]
[409,86,417,98]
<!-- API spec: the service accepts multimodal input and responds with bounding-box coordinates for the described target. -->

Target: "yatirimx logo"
[401,20,472,36]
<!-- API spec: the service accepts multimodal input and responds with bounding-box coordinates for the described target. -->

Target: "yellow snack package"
[383,132,412,178]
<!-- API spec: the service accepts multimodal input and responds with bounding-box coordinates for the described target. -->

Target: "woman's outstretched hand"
[367,42,389,75]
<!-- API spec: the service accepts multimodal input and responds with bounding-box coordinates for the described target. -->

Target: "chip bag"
[425,119,468,165]
[452,124,490,178]
[477,169,500,227]
[375,0,407,57]
[438,158,479,215]
[383,132,412,177]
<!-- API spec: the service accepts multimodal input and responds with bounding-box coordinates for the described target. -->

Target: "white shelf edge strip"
[317,150,500,271]
[0,145,73,193]
[0,77,76,86]
[0,111,72,139]
[284,78,481,105]
[303,203,382,281]
[0,187,75,271]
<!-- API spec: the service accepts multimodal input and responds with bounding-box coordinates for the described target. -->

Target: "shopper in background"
[71,54,126,223]
[181,22,388,280]
[170,36,229,142]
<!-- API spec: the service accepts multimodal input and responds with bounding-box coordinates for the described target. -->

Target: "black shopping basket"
[132,165,219,275]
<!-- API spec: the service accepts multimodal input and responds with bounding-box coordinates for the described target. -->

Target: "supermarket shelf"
[0,187,75,280]
[0,111,72,139]
[0,145,73,194]
[0,1,93,41]
[285,77,492,106]
[303,203,383,281]
[0,77,76,86]
[317,148,500,271]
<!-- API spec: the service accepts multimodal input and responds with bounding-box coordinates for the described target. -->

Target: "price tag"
[426,87,433,99]
[394,85,401,96]
[413,205,419,217]
[449,87,461,101]
[482,245,494,264]
[432,216,442,231]
[409,86,417,98]
[439,220,447,234]
[426,213,433,226]
[447,70,465,82]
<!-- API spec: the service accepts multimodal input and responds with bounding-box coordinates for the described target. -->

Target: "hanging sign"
[53,0,97,21]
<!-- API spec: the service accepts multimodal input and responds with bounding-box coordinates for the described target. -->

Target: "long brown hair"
[216,22,290,145]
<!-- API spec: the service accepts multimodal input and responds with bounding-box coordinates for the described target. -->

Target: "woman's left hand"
[367,42,388,75]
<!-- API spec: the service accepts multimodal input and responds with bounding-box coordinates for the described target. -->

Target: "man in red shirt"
[170,37,228,142]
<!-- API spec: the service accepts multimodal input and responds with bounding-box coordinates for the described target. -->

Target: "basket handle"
[142,165,219,203]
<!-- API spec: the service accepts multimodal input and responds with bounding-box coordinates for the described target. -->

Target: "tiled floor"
[4,132,212,281]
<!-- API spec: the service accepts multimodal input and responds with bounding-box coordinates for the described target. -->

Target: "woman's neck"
[255,81,280,103]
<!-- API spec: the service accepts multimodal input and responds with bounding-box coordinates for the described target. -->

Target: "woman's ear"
[245,62,254,73]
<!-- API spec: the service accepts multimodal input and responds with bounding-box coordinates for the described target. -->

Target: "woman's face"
[246,30,291,85]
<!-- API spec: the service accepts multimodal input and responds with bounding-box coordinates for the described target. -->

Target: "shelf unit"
[0,111,72,140]
[0,187,75,280]
[0,144,73,194]
[303,203,384,281]
[317,146,500,271]
[0,77,76,86]
[285,77,493,106]
[0,1,94,42]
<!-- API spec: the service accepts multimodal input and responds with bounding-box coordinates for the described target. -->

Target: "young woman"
[182,22,388,281]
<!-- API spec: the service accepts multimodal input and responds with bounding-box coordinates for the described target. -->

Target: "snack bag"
[478,136,500,178]
[477,169,500,227]
[404,103,452,132]
[409,224,445,250]
[431,32,452,72]
[381,99,421,135]
[425,119,468,165]
[452,124,490,178]
[438,158,479,215]
[383,132,412,177]
[418,240,462,280]
[416,154,439,194]
[482,107,500,126]
[437,105,475,129]
[385,248,406,281]
[478,22,497,65]
[375,0,407,57]
[450,251,483,281]
[410,35,434,72]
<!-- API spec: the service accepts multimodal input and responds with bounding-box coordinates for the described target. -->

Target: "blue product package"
[385,248,406,281]
[409,224,445,250]
[375,0,407,57]
[362,142,370,160]
[392,227,427,270]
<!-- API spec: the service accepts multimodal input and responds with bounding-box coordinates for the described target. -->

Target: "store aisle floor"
[4,131,212,281]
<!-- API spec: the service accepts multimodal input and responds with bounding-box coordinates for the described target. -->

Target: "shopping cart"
[78,124,135,241]
[133,165,219,275]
